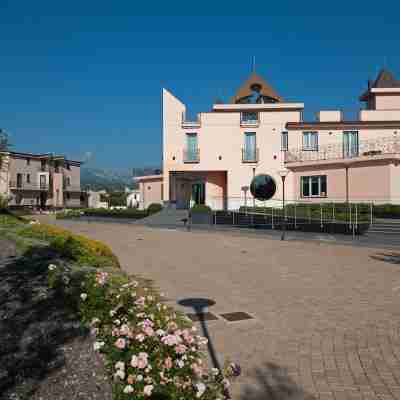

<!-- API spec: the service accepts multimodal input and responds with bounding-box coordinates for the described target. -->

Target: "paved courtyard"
[47,217,400,400]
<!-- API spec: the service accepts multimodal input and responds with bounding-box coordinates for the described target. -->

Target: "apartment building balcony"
[284,136,400,166]
[183,148,200,163]
[181,112,201,128]
[242,147,259,163]
[9,181,49,191]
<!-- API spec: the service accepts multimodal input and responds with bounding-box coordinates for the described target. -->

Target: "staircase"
[137,207,189,228]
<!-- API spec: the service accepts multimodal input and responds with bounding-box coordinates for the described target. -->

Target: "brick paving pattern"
[43,217,400,400]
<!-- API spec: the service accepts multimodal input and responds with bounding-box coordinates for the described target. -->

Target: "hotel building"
[161,68,400,209]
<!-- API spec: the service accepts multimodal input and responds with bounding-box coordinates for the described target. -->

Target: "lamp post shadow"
[177,297,221,370]
[178,297,231,398]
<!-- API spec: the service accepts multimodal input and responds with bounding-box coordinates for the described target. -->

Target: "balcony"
[285,136,400,164]
[183,148,200,163]
[9,181,49,191]
[242,147,259,163]
[181,112,201,128]
[240,118,260,128]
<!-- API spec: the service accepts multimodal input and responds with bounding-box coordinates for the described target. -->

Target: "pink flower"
[142,319,154,328]
[131,355,138,368]
[161,334,181,346]
[136,333,145,342]
[143,385,154,397]
[95,271,108,286]
[175,344,187,354]
[164,357,173,369]
[143,326,154,337]
[114,338,126,349]
[137,352,148,369]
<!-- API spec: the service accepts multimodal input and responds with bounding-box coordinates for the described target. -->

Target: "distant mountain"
[81,167,161,191]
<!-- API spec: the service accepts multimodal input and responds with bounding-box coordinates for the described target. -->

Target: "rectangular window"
[26,174,31,184]
[66,176,71,186]
[17,173,23,188]
[300,175,327,197]
[185,133,199,162]
[281,131,288,151]
[26,158,30,166]
[241,111,259,123]
[302,132,318,151]
[243,132,257,162]
[343,131,359,158]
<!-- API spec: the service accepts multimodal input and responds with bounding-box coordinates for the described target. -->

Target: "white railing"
[285,135,400,163]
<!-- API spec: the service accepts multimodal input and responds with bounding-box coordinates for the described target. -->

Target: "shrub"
[84,208,148,219]
[19,223,120,268]
[147,203,163,215]
[76,270,237,399]
[190,204,212,213]
[56,209,83,219]
[0,194,10,211]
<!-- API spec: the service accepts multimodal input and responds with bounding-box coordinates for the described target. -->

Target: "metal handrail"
[9,181,49,190]
[241,147,259,163]
[285,135,400,163]
[183,148,200,163]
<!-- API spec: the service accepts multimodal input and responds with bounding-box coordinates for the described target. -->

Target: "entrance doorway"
[191,182,205,206]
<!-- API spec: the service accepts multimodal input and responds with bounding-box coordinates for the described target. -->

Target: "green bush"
[56,210,83,219]
[83,208,148,219]
[373,204,400,218]
[147,203,163,214]
[190,204,212,213]
[18,223,120,269]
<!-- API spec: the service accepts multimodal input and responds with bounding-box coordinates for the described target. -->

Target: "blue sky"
[1,1,399,168]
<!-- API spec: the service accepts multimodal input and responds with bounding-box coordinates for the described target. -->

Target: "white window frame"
[301,175,327,197]
[302,131,319,151]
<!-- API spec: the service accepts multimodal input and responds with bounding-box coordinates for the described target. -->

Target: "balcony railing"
[9,181,49,191]
[181,112,201,128]
[242,147,259,163]
[183,148,200,163]
[240,119,260,128]
[285,136,400,164]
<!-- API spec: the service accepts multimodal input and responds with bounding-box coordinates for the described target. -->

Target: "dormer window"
[241,111,259,124]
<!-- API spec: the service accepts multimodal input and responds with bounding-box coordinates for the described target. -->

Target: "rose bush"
[49,264,238,399]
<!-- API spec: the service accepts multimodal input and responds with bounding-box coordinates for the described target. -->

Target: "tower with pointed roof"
[230,72,283,104]
[360,68,400,110]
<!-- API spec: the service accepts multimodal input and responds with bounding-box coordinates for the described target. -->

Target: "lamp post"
[278,169,289,240]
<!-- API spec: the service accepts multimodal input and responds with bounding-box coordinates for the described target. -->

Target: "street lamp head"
[278,169,289,178]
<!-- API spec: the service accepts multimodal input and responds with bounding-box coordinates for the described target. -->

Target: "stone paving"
[42,217,400,400]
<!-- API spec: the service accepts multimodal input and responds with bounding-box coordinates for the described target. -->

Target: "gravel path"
[0,238,112,400]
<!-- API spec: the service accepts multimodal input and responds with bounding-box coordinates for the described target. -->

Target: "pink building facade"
[162,69,400,210]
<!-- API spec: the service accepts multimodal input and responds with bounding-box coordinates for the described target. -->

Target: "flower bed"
[18,223,120,269]
[48,266,237,399]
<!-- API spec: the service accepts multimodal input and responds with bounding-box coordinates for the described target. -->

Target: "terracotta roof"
[230,72,283,104]
[360,68,400,100]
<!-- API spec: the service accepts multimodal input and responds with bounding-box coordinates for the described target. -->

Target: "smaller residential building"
[0,151,84,209]
[134,175,163,210]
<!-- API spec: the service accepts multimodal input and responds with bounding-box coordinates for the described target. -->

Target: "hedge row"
[57,203,163,220]
[18,223,120,269]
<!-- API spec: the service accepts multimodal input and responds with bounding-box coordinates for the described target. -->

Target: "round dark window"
[250,174,277,201]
